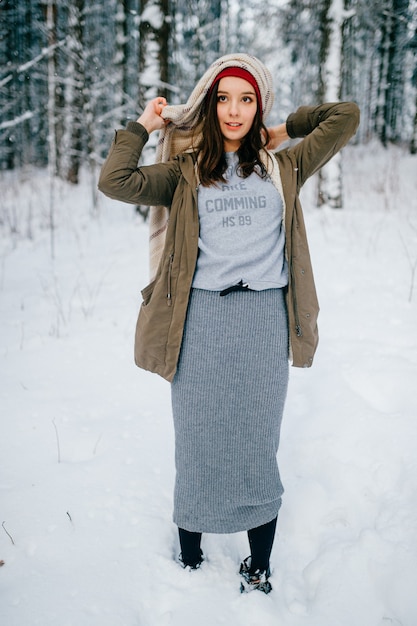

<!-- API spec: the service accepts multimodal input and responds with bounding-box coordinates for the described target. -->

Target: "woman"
[99,53,360,594]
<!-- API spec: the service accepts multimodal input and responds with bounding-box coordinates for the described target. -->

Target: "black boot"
[179,548,204,570]
[178,528,203,569]
[239,556,272,594]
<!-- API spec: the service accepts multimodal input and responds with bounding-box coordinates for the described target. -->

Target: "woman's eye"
[217,95,227,102]
[242,96,253,103]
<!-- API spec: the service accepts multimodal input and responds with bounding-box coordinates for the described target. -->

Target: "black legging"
[247,516,277,572]
[178,527,203,568]
[178,516,277,572]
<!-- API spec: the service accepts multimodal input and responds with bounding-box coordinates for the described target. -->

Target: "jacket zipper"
[167,253,174,306]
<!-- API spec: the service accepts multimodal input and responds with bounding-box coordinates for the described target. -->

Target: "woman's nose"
[228,100,239,116]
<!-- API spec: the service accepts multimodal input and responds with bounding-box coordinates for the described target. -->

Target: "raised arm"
[98,98,179,207]
[286,102,360,187]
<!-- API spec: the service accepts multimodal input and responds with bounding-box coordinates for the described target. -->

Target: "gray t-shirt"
[192,151,288,291]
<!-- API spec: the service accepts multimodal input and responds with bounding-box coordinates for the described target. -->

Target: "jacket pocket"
[141,279,156,306]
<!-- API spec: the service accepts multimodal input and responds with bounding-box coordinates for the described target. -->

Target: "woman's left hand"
[265,123,289,150]
[136,97,168,134]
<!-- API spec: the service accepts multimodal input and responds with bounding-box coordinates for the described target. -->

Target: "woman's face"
[216,76,258,152]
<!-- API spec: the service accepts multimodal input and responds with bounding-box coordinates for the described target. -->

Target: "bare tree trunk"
[411,92,417,154]
[317,0,344,208]
[410,21,417,154]
[137,0,171,220]
[46,0,57,257]
[113,0,129,124]
[385,0,409,143]
[138,0,171,106]
[219,0,229,55]
[374,0,393,145]
[62,0,84,184]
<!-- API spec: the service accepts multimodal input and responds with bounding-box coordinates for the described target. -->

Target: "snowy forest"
[1,0,417,194]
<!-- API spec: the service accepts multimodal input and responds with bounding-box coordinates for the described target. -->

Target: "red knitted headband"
[208,67,263,115]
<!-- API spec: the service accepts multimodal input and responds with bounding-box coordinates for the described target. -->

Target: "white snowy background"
[1,142,417,625]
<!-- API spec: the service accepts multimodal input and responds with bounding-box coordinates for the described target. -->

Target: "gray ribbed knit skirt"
[171,287,289,534]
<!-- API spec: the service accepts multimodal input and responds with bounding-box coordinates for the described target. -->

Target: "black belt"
[219,280,252,297]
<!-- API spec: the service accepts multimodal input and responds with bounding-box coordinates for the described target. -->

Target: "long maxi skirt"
[171,287,289,534]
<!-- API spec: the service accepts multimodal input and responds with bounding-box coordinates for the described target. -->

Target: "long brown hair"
[196,82,271,187]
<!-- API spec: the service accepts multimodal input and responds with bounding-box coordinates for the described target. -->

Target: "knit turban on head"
[148,53,275,280]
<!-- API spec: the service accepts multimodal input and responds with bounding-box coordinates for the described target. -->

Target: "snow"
[1,143,417,625]
[140,3,164,30]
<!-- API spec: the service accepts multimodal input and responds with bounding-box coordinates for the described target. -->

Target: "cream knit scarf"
[148,53,282,280]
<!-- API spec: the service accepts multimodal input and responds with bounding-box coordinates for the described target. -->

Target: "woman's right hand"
[266,123,289,150]
[136,97,168,133]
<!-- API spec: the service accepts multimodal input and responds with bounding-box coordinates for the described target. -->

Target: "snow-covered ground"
[1,143,417,626]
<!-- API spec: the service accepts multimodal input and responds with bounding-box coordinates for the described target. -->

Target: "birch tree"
[138,0,171,107]
[317,0,347,208]
[62,0,84,184]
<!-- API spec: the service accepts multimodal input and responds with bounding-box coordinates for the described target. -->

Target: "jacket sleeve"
[285,102,360,188]
[98,122,180,207]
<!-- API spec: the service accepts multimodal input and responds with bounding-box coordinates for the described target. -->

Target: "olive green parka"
[98,101,360,382]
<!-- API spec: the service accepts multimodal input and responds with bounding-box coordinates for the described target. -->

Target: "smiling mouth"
[226,122,242,127]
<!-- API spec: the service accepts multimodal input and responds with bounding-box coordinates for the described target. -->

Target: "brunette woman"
[99,53,359,593]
